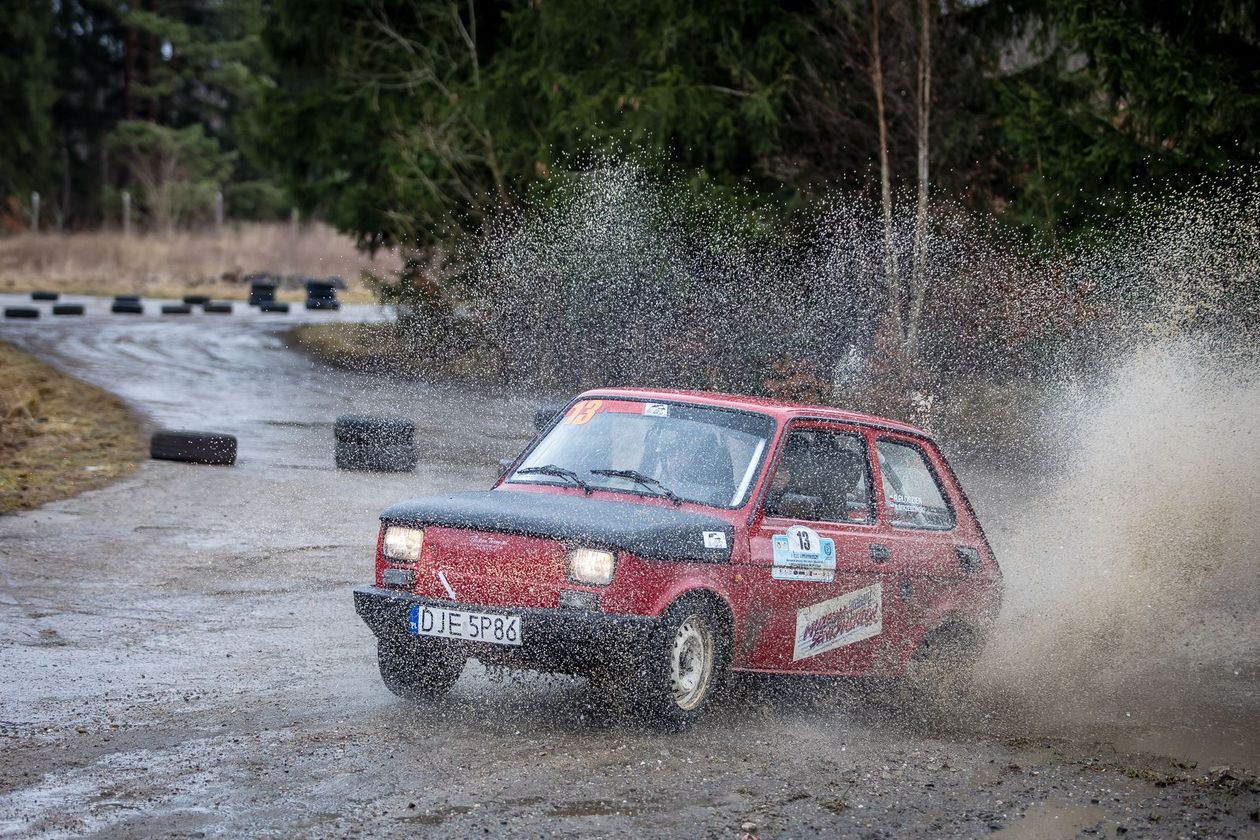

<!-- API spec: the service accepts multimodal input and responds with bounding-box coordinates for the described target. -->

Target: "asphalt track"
[1,293,1256,838]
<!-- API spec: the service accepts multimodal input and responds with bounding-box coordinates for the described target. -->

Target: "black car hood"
[380,490,733,563]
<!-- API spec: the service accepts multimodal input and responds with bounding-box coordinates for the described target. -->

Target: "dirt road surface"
[1,294,1257,838]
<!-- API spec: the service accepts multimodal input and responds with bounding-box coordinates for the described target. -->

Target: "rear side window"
[876,440,955,530]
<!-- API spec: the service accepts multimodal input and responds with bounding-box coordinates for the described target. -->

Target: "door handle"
[955,546,979,571]
[869,544,890,562]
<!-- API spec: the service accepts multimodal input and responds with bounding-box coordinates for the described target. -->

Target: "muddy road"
[1,294,1257,838]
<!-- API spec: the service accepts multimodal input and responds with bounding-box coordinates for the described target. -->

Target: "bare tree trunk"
[907,0,932,359]
[869,0,902,338]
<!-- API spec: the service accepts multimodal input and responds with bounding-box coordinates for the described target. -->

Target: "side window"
[764,429,874,524]
[875,440,955,530]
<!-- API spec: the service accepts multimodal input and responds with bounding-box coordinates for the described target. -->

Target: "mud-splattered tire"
[904,622,984,706]
[334,415,417,472]
[377,636,463,700]
[335,441,417,472]
[149,430,238,466]
[625,596,730,725]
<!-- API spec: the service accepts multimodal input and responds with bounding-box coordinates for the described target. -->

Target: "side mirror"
[497,458,514,479]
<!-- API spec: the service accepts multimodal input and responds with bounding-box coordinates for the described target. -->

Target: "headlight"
[567,547,615,585]
[382,526,424,562]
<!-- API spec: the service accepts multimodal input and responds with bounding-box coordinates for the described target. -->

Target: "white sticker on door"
[772,525,836,583]
[703,531,727,549]
[792,582,883,661]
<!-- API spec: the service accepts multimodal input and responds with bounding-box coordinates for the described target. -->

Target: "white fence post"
[122,190,131,236]
[214,190,224,232]
[30,192,40,233]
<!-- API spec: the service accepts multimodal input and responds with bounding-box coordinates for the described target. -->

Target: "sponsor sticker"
[643,403,669,417]
[702,531,727,549]
[793,583,883,661]
[772,525,836,583]
[888,493,924,511]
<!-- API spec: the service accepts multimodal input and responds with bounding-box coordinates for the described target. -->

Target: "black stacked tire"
[304,297,340,310]
[305,279,339,310]
[161,304,193,315]
[31,291,58,301]
[51,304,85,316]
[533,402,568,433]
[258,300,289,313]
[334,415,417,472]
[203,302,233,314]
[149,430,237,466]
[182,295,210,305]
[111,301,143,314]
[4,307,39,319]
[248,283,276,306]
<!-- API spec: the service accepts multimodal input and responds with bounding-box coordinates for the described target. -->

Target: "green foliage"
[106,121,235,229]
[0,0,57,207]
[256,0,800,251]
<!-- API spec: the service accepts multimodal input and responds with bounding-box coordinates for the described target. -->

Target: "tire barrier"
[31,291,59,301]
[258,300,290,313]
[114,294,141,303]
[533,402,568,433]
[248,282,276,307]
[150,430,238,466]
[305,280,340,311]
[182,295,210,305]
[51,304,85,316]
[334,415,418,473]
[161,304,193,315]
[111,301,144,314]
[4,307,39,319]
[203,302,233,314]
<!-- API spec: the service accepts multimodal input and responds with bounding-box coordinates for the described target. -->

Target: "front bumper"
[353,586,658,675]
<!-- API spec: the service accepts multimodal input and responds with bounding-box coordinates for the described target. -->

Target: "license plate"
[408,604,523,647]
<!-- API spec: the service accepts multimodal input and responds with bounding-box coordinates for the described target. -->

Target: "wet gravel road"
[1,294,1257,838]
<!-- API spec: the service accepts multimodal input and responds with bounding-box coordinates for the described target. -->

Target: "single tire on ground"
[30,291,59,301]
[203,302,233,314]
[305,280,336,298]
[304,297,340,310]
[335,441,418,473]
[183,295,210,305]
[258,300,289,313]
[161,304,193,315]
[248,283,276,306]
[51,304,85,316]
[111,301,144,314]
[376,635,464,700]
[149,430,238,466]
[114,294,141,303]
[4,307,39,319]
[533,402,568,433]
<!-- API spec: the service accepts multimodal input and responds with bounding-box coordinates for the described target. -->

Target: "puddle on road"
[992,802,1107,840]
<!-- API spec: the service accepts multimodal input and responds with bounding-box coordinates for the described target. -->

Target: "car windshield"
[509,398,775,508]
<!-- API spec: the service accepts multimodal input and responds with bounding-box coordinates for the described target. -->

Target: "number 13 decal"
[564,400,603,425]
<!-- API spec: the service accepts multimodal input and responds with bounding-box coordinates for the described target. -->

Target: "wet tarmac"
[1,294,1257,838]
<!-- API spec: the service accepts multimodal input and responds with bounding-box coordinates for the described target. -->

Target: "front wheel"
[376,636,464,700]
[626,598,730,725]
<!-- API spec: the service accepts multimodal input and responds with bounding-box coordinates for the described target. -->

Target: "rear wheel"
[376,636,463,701]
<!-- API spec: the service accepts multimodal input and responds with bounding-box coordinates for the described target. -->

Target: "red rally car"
[354,388,1001,723]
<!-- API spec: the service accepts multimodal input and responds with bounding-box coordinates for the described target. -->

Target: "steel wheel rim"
[670,614,714,711]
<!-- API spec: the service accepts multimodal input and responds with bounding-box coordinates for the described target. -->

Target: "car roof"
[578,387,928,437]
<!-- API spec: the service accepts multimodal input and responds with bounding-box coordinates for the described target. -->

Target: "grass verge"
[0,341,145,514]
[0,223,398,304]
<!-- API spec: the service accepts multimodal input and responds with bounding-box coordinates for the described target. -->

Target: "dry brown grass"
[0,341,146,513]
[0,223,400,303]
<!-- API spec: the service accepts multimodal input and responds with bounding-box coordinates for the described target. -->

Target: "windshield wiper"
[516,464,592,494]
[590,468,683,506]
